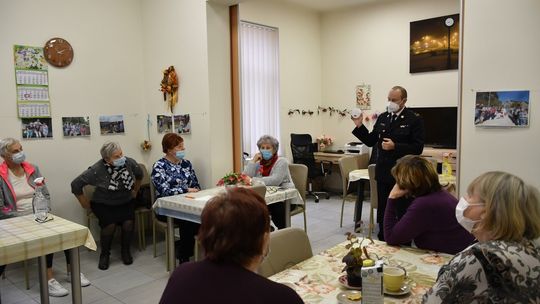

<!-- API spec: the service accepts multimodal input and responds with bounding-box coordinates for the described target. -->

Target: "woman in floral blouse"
[151,133,200,263]
[422,171,540,303]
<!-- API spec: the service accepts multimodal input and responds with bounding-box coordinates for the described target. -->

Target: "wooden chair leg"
[340,197,346,227]
[303,208,307,232]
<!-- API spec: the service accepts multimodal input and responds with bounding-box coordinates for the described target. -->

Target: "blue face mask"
[113,156,126,167]
[261,149,273,161]
[175,150,185,160]
[11,151,26,164]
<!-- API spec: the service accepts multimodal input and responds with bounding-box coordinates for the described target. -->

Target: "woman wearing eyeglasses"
[422,171,540,303]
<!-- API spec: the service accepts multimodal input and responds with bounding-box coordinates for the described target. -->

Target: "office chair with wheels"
[290,133,331,203]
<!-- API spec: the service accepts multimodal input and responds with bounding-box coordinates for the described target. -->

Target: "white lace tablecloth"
[153,186,302,223]
[270,239,452,304]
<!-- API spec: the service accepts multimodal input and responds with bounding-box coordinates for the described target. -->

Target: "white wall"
[0,0,146,224]
[239,0,324,158]
[459,0,540,190]
[140,0,215,188]
[321,0,460,147]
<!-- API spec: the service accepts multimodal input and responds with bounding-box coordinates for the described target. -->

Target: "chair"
[258,227,313,277]
[288,163,308,231]
[367,164,377,238]
[338,154,369,227]
[290,134,331,203]
[135,163,152,251]
[250,183,267,199]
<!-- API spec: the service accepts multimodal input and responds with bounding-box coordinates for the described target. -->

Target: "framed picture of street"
[99,115,125,135]
[475,90,530,127]
[410,14,459,73]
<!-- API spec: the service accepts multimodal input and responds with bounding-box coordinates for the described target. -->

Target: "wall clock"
[44,37,74,67]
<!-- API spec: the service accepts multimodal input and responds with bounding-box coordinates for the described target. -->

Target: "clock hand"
[57,49,67,54]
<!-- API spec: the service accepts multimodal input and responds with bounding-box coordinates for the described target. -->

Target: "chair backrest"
[368,164,377,209]
[138,163,150,187]
[290,134,319,177]
[250,184,267,199]
[258,227,313,277]
[288,163,308,202]
[82,184,96,201]
[338,156,360,197]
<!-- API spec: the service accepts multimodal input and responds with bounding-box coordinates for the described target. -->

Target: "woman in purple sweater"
[384,155,474,254]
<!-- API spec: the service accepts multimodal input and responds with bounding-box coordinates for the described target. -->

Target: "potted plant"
[342,231,375,287]
[316,134,333,151]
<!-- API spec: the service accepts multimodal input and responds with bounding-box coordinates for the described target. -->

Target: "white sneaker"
[66,272,91,287]
[48,278,69,297]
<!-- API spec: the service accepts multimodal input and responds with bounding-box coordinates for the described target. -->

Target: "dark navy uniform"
[352,108,424,240]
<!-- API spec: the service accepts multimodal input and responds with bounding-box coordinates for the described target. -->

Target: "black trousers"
[268,202,286,229]
[376,181,413,241]
[0,250,71,278]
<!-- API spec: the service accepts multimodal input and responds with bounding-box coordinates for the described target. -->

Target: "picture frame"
[475,90,530,127]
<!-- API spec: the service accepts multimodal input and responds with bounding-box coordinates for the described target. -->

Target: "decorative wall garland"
[287,106,379,122]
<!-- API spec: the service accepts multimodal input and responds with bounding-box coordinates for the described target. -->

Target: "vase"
[346,267,363,287]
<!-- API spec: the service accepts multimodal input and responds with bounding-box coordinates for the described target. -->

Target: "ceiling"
[208,0,385,12]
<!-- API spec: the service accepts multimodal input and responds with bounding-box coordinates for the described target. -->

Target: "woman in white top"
[0,138,90,297]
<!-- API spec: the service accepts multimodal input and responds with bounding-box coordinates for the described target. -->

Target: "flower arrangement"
[316,134,334,150]
[341,229,376,287]
[140,140,152,151]
[216,172,252,186]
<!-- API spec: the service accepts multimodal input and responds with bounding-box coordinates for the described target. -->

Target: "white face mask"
[387,101,400,113]
[455,197,483,233]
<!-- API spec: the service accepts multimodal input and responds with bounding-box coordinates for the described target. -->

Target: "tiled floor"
[0,195,375,304]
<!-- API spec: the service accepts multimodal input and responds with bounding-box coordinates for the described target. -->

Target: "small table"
[153,186,302,273]
[0,214,97,304]
[269,239,452,303]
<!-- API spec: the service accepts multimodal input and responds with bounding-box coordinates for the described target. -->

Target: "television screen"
[410,107,457,149]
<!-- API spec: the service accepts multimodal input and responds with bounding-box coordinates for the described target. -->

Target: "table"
[153,186,302,273]
[0,214,97,304]
[269,239,452,303]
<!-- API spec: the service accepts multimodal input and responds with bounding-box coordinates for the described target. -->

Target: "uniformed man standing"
[351,86,425,241]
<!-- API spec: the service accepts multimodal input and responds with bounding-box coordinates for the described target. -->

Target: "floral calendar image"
[13,45,51,118]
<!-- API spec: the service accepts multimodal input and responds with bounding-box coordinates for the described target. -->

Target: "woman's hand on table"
[187,188,199,193]
[388,184,408,199]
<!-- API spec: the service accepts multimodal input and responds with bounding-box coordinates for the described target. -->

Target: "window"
[239,21,281,156]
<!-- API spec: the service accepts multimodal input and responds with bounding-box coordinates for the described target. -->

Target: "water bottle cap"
[34,177,45,186]
[351,108,362,119]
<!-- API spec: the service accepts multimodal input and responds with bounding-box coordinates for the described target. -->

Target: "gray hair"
[0,138,19,157]
[100,141,122,159]
[256,135,279,152]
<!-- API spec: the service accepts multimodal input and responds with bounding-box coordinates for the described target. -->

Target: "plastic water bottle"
[442,153,453,177]
[32,177,50,222]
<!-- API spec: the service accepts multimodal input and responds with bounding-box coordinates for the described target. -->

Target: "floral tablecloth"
[269,239,452,304]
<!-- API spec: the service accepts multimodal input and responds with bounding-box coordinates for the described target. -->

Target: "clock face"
[445,17,455,27]
[44,38,74,68]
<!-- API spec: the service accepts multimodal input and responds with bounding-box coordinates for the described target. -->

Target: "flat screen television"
[410,106,457,149]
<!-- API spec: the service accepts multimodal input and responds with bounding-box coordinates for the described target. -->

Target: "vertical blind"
[239,21,281,156]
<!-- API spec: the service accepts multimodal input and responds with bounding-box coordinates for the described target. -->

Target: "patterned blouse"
[151,157,200,198]
[422,239,540,303]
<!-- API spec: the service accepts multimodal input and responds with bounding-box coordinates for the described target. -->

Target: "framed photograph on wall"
[410,14,460,73]
[62,116,91,137]
[99,115,125,135]
[475,90,530,127]
[157,114,191,134]
[355,84,371,110]
[21,118,53,139]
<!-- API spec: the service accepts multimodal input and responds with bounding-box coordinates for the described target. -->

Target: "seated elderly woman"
[384,155,475,254]
[159,187,304,304]
[243,135,294,229]
[422,171,540,303]
[71,142,143,270]
[0,138,90,297]
[151,133,201,263]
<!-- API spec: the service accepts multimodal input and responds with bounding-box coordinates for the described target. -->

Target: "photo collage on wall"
[157,114,191,134]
